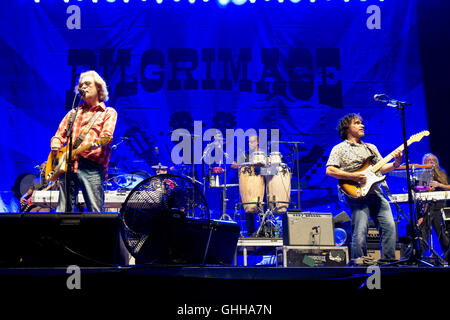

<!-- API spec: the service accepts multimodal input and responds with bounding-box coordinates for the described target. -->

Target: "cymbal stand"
[201,142,213,194]
[221,163,228,218]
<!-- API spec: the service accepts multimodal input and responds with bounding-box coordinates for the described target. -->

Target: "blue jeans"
[346,192,396,260]
[56,157,105,213]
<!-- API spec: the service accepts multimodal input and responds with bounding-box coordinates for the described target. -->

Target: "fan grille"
[120,174,209,264]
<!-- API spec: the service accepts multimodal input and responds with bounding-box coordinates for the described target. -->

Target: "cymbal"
[151,164,168,170]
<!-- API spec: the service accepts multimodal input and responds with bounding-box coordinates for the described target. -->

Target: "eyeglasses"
[78,80,94,88]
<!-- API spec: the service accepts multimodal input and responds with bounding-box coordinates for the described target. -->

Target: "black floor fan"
[120,173,215,265]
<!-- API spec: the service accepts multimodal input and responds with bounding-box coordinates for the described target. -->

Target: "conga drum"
[238,165,265,214]
[268,152,282,165]
[250,151,267,167]
[266,164,291,214]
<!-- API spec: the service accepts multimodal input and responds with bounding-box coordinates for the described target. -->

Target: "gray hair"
[76,70,109,102]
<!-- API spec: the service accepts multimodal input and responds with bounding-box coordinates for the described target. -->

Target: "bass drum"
[238,165,265,214]
[111,170,151,191]
[266,164,291,214]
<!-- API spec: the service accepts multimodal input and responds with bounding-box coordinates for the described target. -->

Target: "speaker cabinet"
[0,213,120,267]
[133,218,241,265]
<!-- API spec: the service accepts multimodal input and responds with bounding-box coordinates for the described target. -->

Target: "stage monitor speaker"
[0,213,120,267]
[134,218,240,265]
[283,211,335,246]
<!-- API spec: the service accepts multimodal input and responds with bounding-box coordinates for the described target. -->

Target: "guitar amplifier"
[282,211,335,246]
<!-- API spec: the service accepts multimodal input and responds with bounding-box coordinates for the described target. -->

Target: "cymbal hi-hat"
[151,164,169,170]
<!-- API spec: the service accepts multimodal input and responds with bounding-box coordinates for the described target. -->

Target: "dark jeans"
[418,202,450,257]
[346,192,397,260]
[56,157,105,213]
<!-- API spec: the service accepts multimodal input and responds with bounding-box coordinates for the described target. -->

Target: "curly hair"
[76,70,109,102]
[337,113,363,140]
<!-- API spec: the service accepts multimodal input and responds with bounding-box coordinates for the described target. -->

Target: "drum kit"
[236,150,294,237]
[109,134,301,238]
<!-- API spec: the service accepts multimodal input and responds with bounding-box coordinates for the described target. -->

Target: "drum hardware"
[151,164,169,175]
[236,152,293,237]
[110,136,129,151]
[265,163,292,214]
[255,209,281,238]
[272,140,304,210]
[106,170,150,191]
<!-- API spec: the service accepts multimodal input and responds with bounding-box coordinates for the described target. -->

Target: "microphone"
[374,94,412,107]
[374,94,388,102]
[79,89,86,97]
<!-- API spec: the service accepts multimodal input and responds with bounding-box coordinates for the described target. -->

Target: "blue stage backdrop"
[0,1,429,216]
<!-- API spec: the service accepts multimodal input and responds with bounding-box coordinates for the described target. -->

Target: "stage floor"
[1,264,448,309]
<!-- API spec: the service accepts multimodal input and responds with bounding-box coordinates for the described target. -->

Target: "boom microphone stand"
[64,91,83,213]
[375,95,432,266]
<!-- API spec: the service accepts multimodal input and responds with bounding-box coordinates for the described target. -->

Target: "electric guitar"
[20,181,56,212]
[339,130,430,198]
[45,136,112,182]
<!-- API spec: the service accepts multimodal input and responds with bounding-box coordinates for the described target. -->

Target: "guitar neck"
[371,144,406,173]
[72,143,92,158]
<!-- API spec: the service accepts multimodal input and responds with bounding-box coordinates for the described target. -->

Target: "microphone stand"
[64,93,83,213]
[379,98,433,266]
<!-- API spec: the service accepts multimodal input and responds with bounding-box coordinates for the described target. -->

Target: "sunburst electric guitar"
[339,130,430,198]
[45,136,112,182]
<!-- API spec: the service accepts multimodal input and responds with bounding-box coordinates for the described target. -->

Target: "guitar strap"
[363,142,379,166]
[72,111,103,149]
[364,142,395,199]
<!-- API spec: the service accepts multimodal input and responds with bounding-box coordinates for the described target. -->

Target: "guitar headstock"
[96,136,113,146]
[408,130,430,143]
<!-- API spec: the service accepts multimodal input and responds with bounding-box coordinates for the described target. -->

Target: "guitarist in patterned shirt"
[326,113,402,262]
[50,71,117,213]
